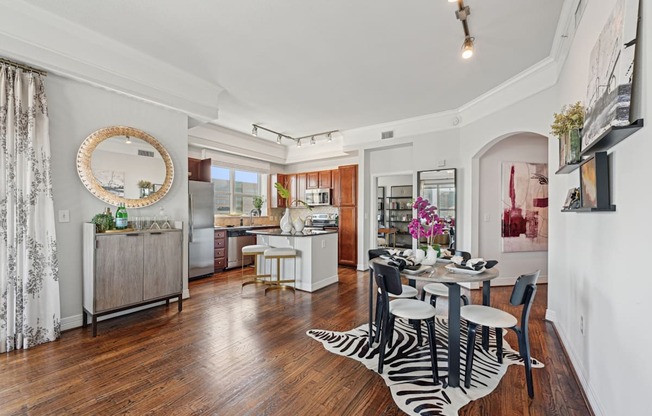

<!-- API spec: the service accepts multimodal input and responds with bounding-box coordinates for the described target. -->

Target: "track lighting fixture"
[462,36,474,59]
[125,135,131,144]
[453,1,475,59]
[250,124,339,148]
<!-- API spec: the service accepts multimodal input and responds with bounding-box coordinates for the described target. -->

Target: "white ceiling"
[24,0,564,139]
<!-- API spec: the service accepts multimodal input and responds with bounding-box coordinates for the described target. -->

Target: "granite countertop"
[246,228,338,237]
[214,224,278,230]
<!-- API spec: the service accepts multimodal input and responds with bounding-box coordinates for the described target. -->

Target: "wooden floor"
[0,267,590,415]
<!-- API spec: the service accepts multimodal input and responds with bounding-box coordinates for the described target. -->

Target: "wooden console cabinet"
[82,224,183,336]
[337,164,358,267]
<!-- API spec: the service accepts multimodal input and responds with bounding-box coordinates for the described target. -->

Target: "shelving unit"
[387,196,413,248]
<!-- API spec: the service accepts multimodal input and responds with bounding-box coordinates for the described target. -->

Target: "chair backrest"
[509,270,540,306]
[368,248,390,261]
[370,261,403,296]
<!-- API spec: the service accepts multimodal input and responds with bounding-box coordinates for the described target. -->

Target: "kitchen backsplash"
[214,205,338,227]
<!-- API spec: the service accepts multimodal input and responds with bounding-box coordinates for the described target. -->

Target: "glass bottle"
[115,203,129,230]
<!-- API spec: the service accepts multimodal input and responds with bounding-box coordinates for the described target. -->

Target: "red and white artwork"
[501,162,548,252]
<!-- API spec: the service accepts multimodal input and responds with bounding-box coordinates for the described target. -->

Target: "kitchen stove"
[305,213,338,230]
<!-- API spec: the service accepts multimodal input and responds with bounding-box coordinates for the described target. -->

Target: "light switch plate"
[58,209,70,223]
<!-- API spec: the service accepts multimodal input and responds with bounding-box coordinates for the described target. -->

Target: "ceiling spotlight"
[462,36,474,59]
[448,0,458,2]
[297,139,302,148]
[125,135,131,144]
[277,134,282,144]
[252,125,258,136]
[310,136,316,145]
[327,132,333,142]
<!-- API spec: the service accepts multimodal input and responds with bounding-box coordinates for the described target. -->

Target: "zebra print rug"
[307,317,543,416]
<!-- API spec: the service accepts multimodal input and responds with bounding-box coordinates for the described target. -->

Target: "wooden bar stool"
[263,247,297,295]
[241,244,272,289]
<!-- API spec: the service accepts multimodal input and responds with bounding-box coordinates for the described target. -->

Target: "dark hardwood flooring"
[0,267,589,415]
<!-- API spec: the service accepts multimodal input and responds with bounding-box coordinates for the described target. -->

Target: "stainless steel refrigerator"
[189,181,215,278]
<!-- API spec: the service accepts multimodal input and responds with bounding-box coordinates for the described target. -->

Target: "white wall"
[48,75,189,330]
[478,133,548,281]
[546,0,652,414]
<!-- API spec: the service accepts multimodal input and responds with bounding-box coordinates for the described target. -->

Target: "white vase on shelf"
[280,208,293,233]
[293,217,304,232]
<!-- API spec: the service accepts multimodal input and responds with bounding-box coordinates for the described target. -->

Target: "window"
[422,185,455,220]
[211,166,265,215]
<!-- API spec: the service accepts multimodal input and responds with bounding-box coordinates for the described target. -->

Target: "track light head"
[310,136,316,145]
[327,132,333,142]
[297,139,302,147]
[276,134,282,144]
[125,135,131,144]
[462,36,474,59]
[252,125,258,136]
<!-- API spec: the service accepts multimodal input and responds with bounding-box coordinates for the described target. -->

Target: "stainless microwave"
[305,188,331,206]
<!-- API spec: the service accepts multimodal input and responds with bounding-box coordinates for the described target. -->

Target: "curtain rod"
[0,57,47,76]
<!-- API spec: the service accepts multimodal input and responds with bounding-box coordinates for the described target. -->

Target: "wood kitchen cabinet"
[214,229,227,271]
[318,170,332,188]
[82,224,183,336]
[297,173,307,204]
[188,157,211,182]
[287,174,297,207]
[307,170,332,189]
[337,164,358,267]
[271,173,287,208]
[331,169,340,207]
[307,172,319,189]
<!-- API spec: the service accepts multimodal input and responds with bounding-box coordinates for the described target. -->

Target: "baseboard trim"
[299,275,339,292]
[549,320,600,416]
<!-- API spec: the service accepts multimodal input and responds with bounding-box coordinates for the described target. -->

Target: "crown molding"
[341,0,578,148]
[0,0,221,121]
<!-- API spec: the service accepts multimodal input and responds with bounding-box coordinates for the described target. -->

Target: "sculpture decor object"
[274,182,312,233]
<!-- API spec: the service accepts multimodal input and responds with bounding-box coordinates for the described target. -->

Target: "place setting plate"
[445,264,486,275]
[402,265,434,275]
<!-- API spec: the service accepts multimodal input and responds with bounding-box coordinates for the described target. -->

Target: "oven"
[305,188,331,206]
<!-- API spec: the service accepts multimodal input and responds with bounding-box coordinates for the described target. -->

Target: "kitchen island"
[247,229,338,292]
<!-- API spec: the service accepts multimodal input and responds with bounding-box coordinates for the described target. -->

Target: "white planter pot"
[280,208,293,233]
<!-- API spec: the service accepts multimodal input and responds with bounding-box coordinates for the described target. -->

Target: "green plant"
[91,212,115,233]
[137,179,152,189]
[252,195,265,210]
[550,101,585,137]
[274,182,312,210]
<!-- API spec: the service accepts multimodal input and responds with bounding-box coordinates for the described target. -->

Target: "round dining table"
[368,259,499,388]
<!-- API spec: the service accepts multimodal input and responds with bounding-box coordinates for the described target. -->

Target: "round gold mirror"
[76,126,174,208]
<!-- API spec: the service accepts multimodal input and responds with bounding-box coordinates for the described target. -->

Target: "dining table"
[368,258,499,388]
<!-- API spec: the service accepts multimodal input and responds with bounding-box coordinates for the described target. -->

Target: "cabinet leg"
[178,295,183,312]
[82,311,87,327]
[166,299,170,307]
[92,316,97,337]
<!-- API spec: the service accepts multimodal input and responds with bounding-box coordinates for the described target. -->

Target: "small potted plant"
[252,195,265,216]
[551,101,584,166]
[137,179,152,198]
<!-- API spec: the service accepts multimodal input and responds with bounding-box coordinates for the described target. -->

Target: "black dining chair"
[372,261,439,385]
[461,270,540,398]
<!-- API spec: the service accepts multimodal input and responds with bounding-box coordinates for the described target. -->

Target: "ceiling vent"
[381,130,394,140]
[138,149,155,157]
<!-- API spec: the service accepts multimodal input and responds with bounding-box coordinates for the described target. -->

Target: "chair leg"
[515,327,535,398]
[387,315,396,348]
[496,327,503,364]
[413,320,423,346]
[374,293,383,343]
[425,318,440,385]
[461,294,470,306]
[464,323,478,389]
[378,310,389,374]
[429,295,438,309]
[420,290,426,302]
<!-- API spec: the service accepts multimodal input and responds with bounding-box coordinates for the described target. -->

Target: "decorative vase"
[280,208,293,233]
[139,187,150,198]
[414,249,426,262]
[293,217,304,233]
[568,128,581,164]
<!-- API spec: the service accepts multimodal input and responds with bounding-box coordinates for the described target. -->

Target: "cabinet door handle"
[150,232,162,235]
[126,234,140,237]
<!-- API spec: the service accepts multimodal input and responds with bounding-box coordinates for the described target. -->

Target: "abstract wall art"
[501,162,548,252]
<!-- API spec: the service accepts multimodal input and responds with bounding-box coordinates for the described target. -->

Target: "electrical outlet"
[580,315,584,335]
[483,213,490,222]
[58,210,70,223]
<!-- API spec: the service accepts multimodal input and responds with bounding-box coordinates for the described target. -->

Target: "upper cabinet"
[271,173,287,208]
[306,170,332,189]
[331,169,340,207]
[338,165,357,207]
[188,157,211,182]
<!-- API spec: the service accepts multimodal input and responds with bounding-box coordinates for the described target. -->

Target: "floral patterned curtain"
[0,64,60,352]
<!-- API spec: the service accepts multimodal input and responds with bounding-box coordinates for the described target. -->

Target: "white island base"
[251,230,338,292]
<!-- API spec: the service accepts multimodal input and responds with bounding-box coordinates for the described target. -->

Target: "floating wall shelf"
[561,206,616,213]
[555,162,581,174]
[580,119,644,156]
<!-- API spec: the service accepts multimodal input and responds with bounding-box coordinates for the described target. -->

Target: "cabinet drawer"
[214,248,225,259]
[214,230,226,239]
[215,258,226,270]
[214,238,225,248]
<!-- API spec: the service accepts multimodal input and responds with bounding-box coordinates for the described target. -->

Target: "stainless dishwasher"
[227,229,256,268]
